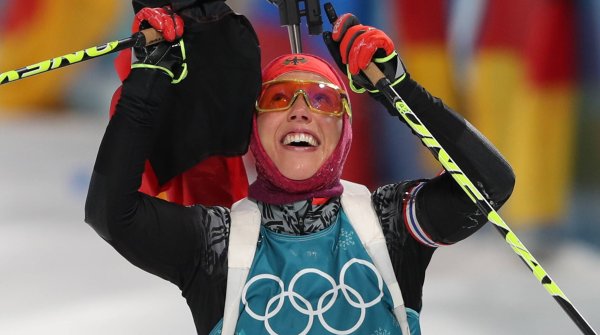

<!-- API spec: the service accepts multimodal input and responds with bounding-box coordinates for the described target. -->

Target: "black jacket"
[85,64,514,334]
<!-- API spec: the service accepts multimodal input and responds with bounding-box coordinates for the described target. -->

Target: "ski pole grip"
[323,3,387,87]
[363,63,386,86]
[140,28,164,46]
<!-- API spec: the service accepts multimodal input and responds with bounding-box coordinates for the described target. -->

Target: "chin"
[279,164,319,181]
[281,171,317,181]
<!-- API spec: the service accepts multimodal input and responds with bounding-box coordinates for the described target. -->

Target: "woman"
[85,6,515,335]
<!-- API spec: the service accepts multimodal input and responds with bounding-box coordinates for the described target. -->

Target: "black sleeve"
[84,69,228,288]
[372,77,515,312]
[380,76,515,244]
[373,182,435,313]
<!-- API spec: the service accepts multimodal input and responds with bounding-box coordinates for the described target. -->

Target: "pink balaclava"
[248,54,353,204]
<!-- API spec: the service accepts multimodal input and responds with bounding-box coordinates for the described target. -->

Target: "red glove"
[331,13,395,75]
[133,7,184,42]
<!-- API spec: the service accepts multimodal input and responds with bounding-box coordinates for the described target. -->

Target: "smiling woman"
[253,55,348,192]
[84,6,515,335]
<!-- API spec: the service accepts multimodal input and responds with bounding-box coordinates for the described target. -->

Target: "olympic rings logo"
[241,258,384,335]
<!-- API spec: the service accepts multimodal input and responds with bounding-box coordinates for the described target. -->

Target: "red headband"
[262,53,347,91]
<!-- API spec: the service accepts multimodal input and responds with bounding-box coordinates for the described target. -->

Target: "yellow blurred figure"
[466,0,576,227]
[394,0,576,228]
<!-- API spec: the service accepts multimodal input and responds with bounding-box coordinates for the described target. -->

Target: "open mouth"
[282,133,319,147]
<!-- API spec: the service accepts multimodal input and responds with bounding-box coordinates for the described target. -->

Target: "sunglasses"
[256,79,351,118]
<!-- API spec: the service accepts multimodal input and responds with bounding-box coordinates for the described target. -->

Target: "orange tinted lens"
[257,81,343,114]
[257,82,295,110]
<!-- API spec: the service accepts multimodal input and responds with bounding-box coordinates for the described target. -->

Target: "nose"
[287,93,312,123]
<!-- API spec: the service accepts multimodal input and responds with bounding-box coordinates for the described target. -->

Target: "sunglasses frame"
[255,79,351,118]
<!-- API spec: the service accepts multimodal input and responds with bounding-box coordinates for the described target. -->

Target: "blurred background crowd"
[1,0,599,334]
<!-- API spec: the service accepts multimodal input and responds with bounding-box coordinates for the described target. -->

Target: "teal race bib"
[210,210,421,335]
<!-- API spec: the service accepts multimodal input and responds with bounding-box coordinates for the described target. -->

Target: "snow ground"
[1,115,598,334]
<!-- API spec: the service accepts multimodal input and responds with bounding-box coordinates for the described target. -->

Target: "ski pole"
[366,66,597,335]
[0,28,164,86]
[323,3,597,335]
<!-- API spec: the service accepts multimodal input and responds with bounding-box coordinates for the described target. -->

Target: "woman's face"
[256,71,344,180]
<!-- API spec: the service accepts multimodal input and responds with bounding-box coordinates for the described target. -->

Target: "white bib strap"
[340,180,411,335]
[221,198,261,335]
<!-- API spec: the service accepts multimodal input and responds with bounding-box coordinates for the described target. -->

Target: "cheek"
[322,117,343,151]
[256,114,279,149]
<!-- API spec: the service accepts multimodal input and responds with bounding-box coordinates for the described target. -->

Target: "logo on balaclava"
[283,57,307,66]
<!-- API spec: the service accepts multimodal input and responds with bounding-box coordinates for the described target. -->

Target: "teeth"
[283,133,318,146]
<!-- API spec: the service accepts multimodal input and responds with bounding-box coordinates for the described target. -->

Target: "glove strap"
[131,40,188,84]
[171,39,188,84]
[347,51,406,94]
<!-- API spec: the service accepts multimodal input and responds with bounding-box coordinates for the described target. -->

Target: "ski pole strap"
[131,39,188,84]
[0,28,164,86]
[364,65,597,335]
